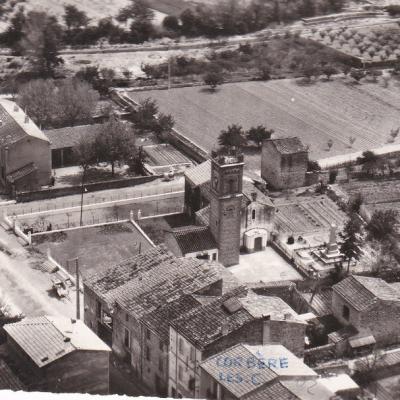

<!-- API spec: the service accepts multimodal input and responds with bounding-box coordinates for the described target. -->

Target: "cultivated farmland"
[127,79,400,170]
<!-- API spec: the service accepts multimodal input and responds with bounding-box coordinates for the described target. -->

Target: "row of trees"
[164,0,345,38]
[217,124,274,149]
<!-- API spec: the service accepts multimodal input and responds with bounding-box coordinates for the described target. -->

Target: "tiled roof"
[281,379,334,400]
[4,316,110,368]
[328,325,357,344]
[244,382,300,400]
[201,343,316,398]
[7,162,37,183]
[267,137,308,155]
[143,144,192,166]
[201,343,277,398]
[185,160,211,187]
[301,290,333,317]
[242,181,274,208]
[44,124,102,150]
[0,100,49,146]
[240,291,304,323]
[173,225,217,255]
[85,246,232,320]
[171,287,255,348]
[196,205,210,226]
[142,294,201,342]
[333,275,400,312]
[0,359,24,390]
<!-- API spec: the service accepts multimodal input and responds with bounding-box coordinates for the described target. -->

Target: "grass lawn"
[128,78,400,173]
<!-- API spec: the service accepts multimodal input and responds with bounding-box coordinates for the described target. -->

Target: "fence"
[3,213,31,245]
[15,175,161,203]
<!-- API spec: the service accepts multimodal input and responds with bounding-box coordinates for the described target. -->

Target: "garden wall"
[15,175,160,203]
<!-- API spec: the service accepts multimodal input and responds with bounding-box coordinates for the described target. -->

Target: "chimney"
[24,115,29,123]
[71,318,76,324]
[63,337,71,343]
[221,322,229,336]
[251,191,257,201]
[284,313,293,320]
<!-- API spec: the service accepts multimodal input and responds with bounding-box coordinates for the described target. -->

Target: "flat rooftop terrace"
[229,247,303,284]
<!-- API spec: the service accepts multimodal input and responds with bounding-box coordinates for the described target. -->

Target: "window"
[212,253,217,261]
[178,338,184,355]
[158,357,164,373]
[124,327,130,348]
[190,347,195,362]
[146,345,151,361]
[188,376,195,391]
[342,305,350,320]
[159,341,164,352]
[178,365,183,381]
[146,328,151,340]
[125,313,129,322]
[252,209,256,220]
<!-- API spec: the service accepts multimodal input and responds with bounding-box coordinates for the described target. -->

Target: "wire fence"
[6,186,184,217]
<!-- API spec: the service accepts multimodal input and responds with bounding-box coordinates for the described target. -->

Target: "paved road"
[0,226,77,318]
[4,177,184,216]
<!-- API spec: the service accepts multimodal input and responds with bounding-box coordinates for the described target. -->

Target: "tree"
[246,125,274,147]
[18,11,64,76]
[163,15,180,32]
[357,150,379,176]
[218,124,246,148]
[327,139,333,151]
[366,209,398,242]
[349,192,363,214]
[63,5,89,31]
[95,115,136,176]
[339,213,362,272]
[349,136,356,148]
[322,65,338,80]
[129,97,158,132]
[307,160,321,172]
[18,78,99,128]
[203,70,223,90]
[1,6,26,51]
[154,113,175,138]
[328,169,338,184]
[350,68,365,83]
[117,0,154,23]
[73,135,97,175]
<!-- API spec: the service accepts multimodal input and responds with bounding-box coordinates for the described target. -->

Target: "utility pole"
[68,258,80,320]
[168,56,171,90]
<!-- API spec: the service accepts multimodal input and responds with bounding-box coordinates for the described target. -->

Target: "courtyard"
[229,247,303,284]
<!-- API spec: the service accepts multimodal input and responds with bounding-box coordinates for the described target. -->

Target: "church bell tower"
[209,151,244,267]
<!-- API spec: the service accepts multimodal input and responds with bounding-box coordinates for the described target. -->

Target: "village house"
[199,343,359,400]
[3,316,111,394]
[83,245,240,397]
[331,275,400,354]
[0,100,51,193]
[169,288,308,399]
[261,137,309,190]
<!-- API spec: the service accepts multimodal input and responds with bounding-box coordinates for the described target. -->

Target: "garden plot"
[127,78,400,169]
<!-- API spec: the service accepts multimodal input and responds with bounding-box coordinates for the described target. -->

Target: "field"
[128,78,400,172]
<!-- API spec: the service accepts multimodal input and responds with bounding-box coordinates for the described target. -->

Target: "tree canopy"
[218,124,246,148]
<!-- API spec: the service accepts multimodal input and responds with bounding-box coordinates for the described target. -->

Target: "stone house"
[83,245,239,397]
[0,100,51,193]
[3,316,111,394]
[261,137,309,190]
[169,287,307,399]
[331,275,400,352]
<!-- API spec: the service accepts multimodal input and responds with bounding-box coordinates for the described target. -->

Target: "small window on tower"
[252,209,256,220]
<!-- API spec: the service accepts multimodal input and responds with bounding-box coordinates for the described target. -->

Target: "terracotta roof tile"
[173,226,217,255]
[44,124,102,150]
[333,275,400,312]
[267,137,308,155]
[185,160,211,187]
[0,359,25,390]
[244,381,300,400]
